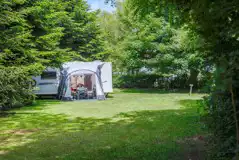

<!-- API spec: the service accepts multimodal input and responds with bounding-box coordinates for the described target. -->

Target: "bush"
[204,92,237,159]
[113,74,160,88]
[0,67,35,110]
[113,74,202,90]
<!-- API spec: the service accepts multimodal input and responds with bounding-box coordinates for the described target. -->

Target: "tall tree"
[100,0,206,87]
[0,0,102,69]
[111,0,239,159]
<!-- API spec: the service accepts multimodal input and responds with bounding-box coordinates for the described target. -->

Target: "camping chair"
[77,89,86,99]
[77,86,87,99]
[87,90,94,99]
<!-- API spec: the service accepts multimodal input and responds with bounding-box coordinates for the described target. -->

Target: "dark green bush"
[0,67,35,110]
[113,74,204,90]
[204,92,237,159]
[113,74,160,88]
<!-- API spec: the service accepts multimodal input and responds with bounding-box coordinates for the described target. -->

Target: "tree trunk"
[230,84,239,159]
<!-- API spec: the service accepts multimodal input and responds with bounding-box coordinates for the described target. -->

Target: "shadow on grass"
[0,99,207,160]
[106,94,114,98]
[0,100,61,116]
[26,100,61,109]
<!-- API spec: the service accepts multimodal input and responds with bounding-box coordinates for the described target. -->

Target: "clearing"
[0,89,207,160]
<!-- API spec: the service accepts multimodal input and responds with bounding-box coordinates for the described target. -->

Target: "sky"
[87,0,116,12]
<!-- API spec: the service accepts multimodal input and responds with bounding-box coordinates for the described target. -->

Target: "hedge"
[113,74,206,89]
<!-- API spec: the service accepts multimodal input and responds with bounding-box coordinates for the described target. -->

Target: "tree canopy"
[99,1,207,87]
[0,0,102,70]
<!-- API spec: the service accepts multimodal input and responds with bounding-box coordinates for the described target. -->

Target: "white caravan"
[33,68,60,96]
[33,61,113,100]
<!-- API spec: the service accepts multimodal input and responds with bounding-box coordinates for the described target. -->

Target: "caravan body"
[33,68,60,96]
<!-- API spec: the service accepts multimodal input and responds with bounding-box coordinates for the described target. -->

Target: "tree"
[59,0,102,59]
[100,1,206,89]
[0,0,41,68]
[0,0,102,69]
[0,0,103,108]
[108,0,239,159]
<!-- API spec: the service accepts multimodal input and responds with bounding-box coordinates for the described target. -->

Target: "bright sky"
[87,0,116,12]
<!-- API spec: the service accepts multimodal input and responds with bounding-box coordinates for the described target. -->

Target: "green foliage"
[204,93,236,159]
[0,0,102,108]
[0,67,34,110]
[121,0,238,159]
[106,1,239,158]
[114,74,184,89]
[113,74,161,88]
[92,11,123,61]
[0,0,38,67]
[113,73,207,90]
[100,1,208,88]
[0,0,102,68]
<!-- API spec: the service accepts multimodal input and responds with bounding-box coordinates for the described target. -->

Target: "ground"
[0,89,208,160]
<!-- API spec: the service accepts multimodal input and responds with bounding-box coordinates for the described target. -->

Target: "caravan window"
[41,71,57,80]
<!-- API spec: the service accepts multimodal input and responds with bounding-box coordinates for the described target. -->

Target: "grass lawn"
[0,89,207,160]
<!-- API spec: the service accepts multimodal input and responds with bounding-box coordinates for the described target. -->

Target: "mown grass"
[0,89,207,160]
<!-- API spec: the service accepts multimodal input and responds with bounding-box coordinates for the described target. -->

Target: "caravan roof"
[62,61,104,75]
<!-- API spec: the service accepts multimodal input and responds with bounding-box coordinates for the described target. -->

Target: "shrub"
[113,74,160,88]
[113,74,205,90]
[204,92,237,159]
[0,67,35,110]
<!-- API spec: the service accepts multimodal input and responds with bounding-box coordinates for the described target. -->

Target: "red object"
[71,88,76,92]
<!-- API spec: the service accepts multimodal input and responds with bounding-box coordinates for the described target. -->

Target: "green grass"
[0,89,207,160]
